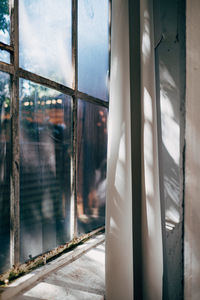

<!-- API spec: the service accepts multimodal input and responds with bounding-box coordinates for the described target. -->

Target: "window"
[0,0,110,273]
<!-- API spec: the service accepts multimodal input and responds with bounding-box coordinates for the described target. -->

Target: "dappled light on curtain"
[141,4,163,299]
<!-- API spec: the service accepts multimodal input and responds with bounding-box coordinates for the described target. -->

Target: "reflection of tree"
[0,0,9,33]
[0,72,10,273]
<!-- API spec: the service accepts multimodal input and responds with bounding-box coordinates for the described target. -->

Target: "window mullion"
[18,68,74,97]
[71,0,78,239]
[0,61,14,74]
[72,0,78,92]
[0,41,14,54]
[10,0,20,266]
[77,91,109,108]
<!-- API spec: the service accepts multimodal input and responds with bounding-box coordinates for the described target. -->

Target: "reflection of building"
[77,102,107,234]
[19,92,72,261]
[0,84,108,264]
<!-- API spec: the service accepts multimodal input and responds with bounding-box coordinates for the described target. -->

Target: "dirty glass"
[0,0,10,45]
[0,50,10,64]
[19,0,72,87]
[19,79,72,262]
[78,0,109,101]
[77,100,108,234]
[0,71,10,272]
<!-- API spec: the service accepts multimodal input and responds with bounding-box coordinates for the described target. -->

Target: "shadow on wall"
[143,5,181,238]
[141,2,184,298]
[159,60,181,228]
[106,0,185,299]
[150,0,185,298]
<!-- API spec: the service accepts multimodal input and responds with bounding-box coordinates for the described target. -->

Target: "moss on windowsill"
[0,227,104,287]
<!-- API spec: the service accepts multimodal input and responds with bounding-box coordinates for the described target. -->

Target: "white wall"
[154,0,185,298]
[185,0,200,299]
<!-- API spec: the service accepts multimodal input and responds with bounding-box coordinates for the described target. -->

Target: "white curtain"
[105,0,133,299]
[106,0,163,299]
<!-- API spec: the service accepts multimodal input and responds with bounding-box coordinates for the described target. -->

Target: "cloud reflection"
[19,0,73,87]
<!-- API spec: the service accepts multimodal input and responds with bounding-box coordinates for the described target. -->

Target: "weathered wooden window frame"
[0,0,111,268]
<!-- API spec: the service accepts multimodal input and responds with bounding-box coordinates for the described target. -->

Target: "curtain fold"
[106,0,163,299]
[106,0,133,299]
[140,0,163,298]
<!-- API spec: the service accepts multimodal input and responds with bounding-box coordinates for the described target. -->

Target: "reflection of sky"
[78,0,109,100]
[19,0,73,87]
[0,14,10,45]
[0,71,10,101]
[0,50,10,64]
[1,0,109,100]
[20,80,60,100]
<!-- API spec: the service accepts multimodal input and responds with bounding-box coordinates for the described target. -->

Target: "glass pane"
[78,0,109,101]
[0,0,10,44]
[0,71,10,272]
[19,0,72,87]
[77,100,108,234]
[0,49,10,63]
[19,80,72,262]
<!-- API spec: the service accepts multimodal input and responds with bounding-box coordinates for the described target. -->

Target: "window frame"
[0,0,111,267]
